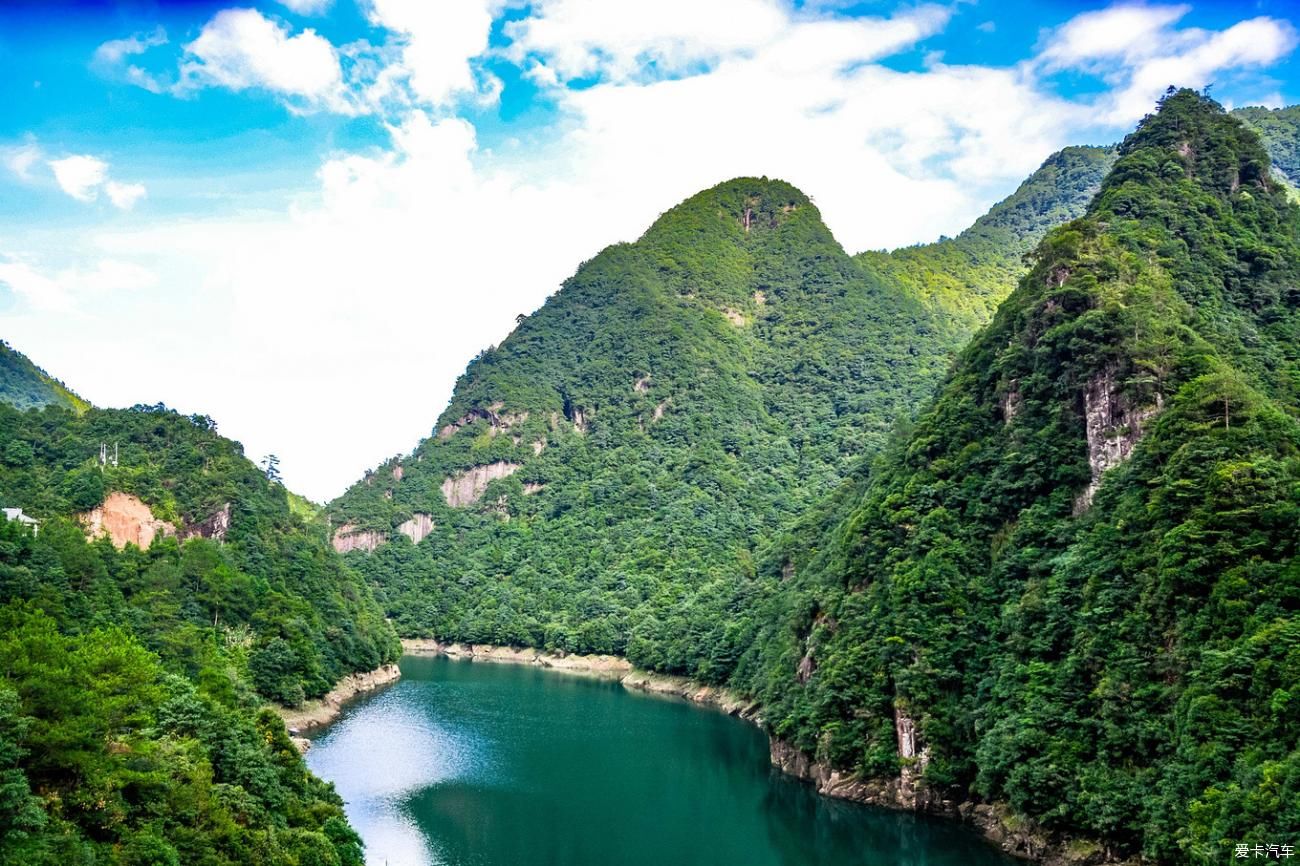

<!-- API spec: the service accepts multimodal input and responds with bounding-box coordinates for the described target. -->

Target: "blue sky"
[2,0,1298,500]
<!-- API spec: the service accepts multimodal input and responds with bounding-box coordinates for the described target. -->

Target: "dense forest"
[327,148,1110,677]
[328,92,1300,863]
[4,90,1298,866]
[0,394,398,863]
[745,90,1300,861]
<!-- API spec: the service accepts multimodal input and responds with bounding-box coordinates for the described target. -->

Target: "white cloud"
[48,155,109,202]
[46,154,146,209]
[94,27,168,66]
[363,0,497,106]
[179,8,348,110]
[1037,4,1297,123]
[0,256,155,313]
[105,181,148,211]
[0,259,75,312]
[279,0,332,14]
[1038,4,1191,70]
[93,27,170,93]
[3,142,43,180]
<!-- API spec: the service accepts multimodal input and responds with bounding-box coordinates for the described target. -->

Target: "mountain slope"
[745,90,1299,863]
[0,395,398,863]
[858,145,1116,340]
[0,340,89,413]
[1236,104,1300,187]
[330,178,959,673]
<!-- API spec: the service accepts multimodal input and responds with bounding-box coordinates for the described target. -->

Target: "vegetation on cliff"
[0,341,88,414]
[746,90,1300,862]
[0,397,398,863]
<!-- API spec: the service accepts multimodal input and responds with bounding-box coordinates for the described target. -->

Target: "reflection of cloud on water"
[306,686,493,866]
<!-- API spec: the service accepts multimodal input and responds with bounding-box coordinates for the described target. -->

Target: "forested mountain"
[329,178,959,672]
[0,396,398,863]
[327,140,1136,674]
[0,340,88,413]
[746,90,1299,862]
[858,145,1116,341]
[1237,104,1300,186]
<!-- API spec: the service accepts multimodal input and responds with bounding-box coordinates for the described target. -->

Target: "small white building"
[2,507,39,534]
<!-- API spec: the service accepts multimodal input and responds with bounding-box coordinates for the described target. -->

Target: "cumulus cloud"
[105,181,148,211]
[48,155,109,202]
[1037,3,1297,122]
[363,0,497,106]
[46,154,146,209]
[178,8,349,111]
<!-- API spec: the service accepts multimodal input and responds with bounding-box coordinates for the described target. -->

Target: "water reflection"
[308,656,1016,866]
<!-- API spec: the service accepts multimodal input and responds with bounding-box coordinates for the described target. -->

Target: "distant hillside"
[1236,104,1300,186]
[0,339,89,412]
[858,146,1116,341]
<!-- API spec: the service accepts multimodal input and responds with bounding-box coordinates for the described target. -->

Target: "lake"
[306,654,1018,866]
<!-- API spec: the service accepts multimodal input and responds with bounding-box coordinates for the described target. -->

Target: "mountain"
[1236,104,1300,187]
[328,177,955,674]
[0,386,398,862]
[328,141,1131,676]
[745,90,1299,863]
[0,340,89,413]
[858,145,1116,340]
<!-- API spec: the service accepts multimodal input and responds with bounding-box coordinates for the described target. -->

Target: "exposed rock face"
[438,402,529,440]
[572,407,589,434]
[81,492,176,549]
[753,290,766,306]
[652,401,667,421]
[183,502,232,542]
[1075,366,1162,513]
[396,512,434,544]
[531,440,546,455]
[522,482,545,495]
[999,380,1022,424]
[441,461,521,507]
[894,705,931,809]
[722,307,746,326]
[634,376,651,393]
[391,465,404,481]
[332,523,386,553]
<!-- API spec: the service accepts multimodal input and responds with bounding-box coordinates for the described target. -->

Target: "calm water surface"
[306,655,1016,866]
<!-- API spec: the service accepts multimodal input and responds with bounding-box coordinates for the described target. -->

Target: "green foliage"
[858,146,1116,342]
[0,402,399,703]
[0,340,89,414]
[748,90,1300,862]
[1236,104,1300,187]
[0,608,365,865]
[0,399,399,861]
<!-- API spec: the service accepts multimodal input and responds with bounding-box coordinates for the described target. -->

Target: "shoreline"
[396,638,1134,866]
[276,662,402,751]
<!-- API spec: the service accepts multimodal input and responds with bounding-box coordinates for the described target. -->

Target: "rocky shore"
[277,663,402,751]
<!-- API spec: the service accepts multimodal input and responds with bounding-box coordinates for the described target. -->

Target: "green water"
[306,655,1017,866]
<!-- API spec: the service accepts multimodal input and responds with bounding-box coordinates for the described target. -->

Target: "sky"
[1,0,1298,501]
